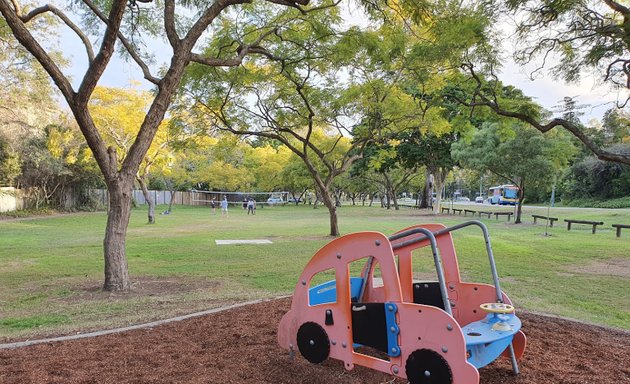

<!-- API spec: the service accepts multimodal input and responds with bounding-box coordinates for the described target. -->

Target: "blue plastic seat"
[462,313,522,369]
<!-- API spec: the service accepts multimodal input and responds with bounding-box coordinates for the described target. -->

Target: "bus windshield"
[504,188,518,199]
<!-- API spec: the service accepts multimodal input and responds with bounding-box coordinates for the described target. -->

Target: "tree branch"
[21,4,94,63]
[460,63,630,165]
[75,0,127,103]
[81,0,159,84]
[602,0,630,16]
[190,27,280,67]
[164,0,180,49]
[0,0,74,100]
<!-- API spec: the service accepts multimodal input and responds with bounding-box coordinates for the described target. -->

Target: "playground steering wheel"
[480,302,515,314]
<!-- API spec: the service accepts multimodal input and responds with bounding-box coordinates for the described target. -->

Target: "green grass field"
[1,203,629,340]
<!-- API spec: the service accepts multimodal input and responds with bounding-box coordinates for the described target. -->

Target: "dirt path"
[1,298,628,384]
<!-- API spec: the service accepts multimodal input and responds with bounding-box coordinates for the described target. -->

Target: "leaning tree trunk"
[321,191,339,236]
[313,182,339,236]
[137,176,155,224]
[103,178,133,291]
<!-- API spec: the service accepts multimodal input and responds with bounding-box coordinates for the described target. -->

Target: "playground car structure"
[278,221,526,384]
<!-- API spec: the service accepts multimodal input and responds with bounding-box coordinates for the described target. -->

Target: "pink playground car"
[278,221,526,384]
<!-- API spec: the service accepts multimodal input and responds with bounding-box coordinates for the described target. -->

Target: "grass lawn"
[0,203,629,340]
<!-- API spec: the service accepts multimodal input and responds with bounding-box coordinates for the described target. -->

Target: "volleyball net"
[190,190,290,206]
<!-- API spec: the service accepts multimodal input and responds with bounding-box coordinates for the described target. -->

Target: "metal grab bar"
[388,220,503,304]
[387,227,451,315]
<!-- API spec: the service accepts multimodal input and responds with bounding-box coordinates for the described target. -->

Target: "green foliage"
[0,134,20,186]
[560,146,630,200]
[562,196,630,209]
[505,0,630,92]
[452,122,576,195]
[602,108,630,145]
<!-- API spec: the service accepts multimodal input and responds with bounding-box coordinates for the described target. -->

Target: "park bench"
[532,214,558,227]
[477,211,493,219]
[464,209,476,216]
[494,212,513,222]
[452,208,463,215]
[564,219,604,234]
[441,207,450,214]
[612,224,630,238]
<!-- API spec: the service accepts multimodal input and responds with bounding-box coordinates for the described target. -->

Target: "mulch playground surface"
[1,297,628,384]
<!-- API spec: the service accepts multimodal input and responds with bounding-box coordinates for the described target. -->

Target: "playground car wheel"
[296,322,330,364]
[405,349,453,384]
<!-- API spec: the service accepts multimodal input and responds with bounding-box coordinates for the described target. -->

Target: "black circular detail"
[405,348,453,384]
[296,322,330,364]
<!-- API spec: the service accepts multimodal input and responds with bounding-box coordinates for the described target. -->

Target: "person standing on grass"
[221,196,229,217]
[210,198,216,215]
[247,198,256,215]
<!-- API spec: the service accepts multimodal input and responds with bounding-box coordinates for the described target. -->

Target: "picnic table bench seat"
[532,215,559,227]
[564,219,604,234]
[494,212,513,221]
[612,224,630,238]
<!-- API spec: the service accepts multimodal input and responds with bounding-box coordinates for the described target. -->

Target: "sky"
[57,3,628,123]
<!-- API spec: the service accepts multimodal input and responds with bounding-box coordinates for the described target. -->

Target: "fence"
[89,189,198,207]
[1,188,272,211]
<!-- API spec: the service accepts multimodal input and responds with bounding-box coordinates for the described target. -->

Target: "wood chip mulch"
[1,298,628,383]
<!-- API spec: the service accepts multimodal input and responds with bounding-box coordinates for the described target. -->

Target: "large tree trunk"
[137,176,155,224]
[515,181,525,224]
[431,169,448,215]
[167,189,175,213]
[420,169,431,209]
[103,178,133,291]
[383,173,399,210]
[321,192,339,236]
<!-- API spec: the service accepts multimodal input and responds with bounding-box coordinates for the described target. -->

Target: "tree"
[243,144,292,193]
[350,141,419,210]
[452,122,576,223]
[506,0,630,101]
[89,86,171,224]
[456,0,630,165]
[560,143,630,201]
[184,10,368,236]
[602,108,630,144]
[0,134,20,186]
[1,0,329,290]
[278,156,315,204]
[397,130,457,214]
